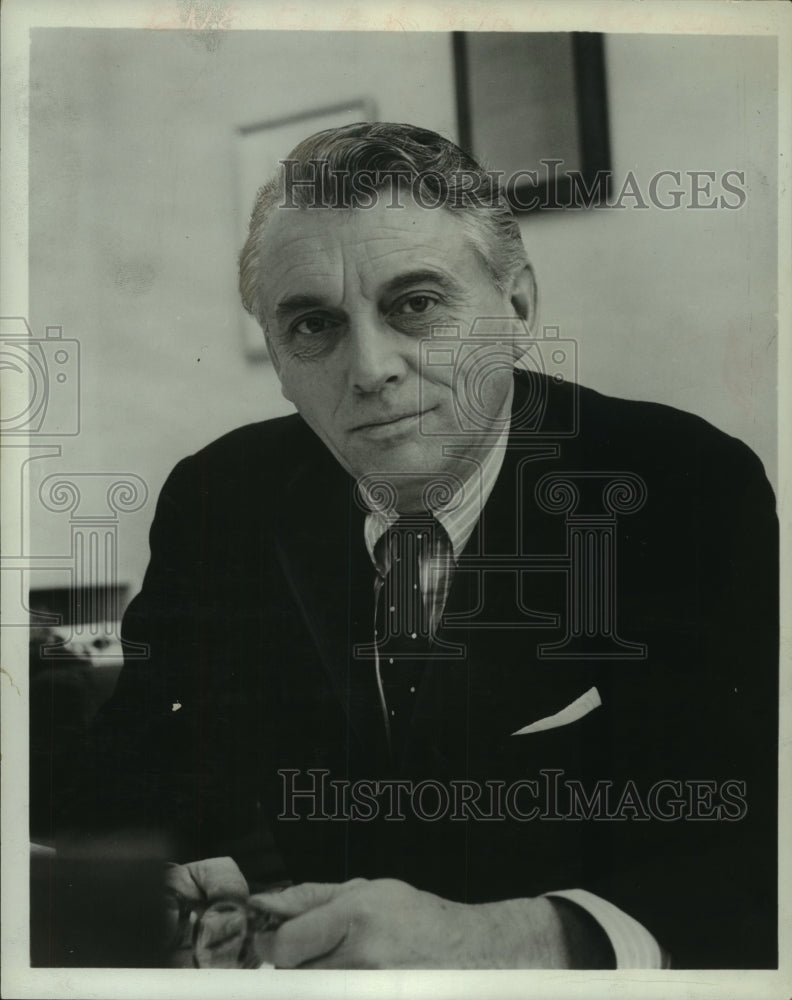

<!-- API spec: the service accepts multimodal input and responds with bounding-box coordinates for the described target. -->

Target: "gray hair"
[238,122,530,328]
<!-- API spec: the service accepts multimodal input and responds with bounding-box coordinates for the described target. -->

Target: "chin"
[362,446,441,477]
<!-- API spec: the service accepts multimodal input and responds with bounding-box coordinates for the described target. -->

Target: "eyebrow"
[275,294,328,323]
[274,268,465,323]
[380,268,465,301]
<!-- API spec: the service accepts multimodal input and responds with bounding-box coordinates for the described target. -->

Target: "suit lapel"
[406,371,599,765]
[270,443,392,768]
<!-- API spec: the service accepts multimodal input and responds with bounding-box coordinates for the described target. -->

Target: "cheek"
[279,364,339,425]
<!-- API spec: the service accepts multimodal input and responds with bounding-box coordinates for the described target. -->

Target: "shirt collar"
[361,379,514,567]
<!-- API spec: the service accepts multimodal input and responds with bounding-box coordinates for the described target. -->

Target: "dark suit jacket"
[70,372,778,968]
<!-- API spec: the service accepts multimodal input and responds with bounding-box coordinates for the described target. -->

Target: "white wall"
[27,30,777,600]
[521,34,776,475]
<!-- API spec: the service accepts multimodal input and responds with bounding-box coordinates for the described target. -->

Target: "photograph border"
[2,2,790,999]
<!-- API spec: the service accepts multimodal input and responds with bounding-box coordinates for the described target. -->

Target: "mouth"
[351,407,435,439]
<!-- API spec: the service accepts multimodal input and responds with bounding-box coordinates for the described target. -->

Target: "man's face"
[257,195,532,510]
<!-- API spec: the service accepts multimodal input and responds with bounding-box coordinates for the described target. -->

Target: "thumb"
[250,878,368,919]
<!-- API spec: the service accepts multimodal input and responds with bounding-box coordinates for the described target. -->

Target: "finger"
[193,902,248,969]
[165,856,249,903]
[164,863,203,903]
[190,857,249,901]
[270,899,351,968]
[249,878,366,920]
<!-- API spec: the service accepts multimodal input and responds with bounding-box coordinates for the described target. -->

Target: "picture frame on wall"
[453,32,612,212]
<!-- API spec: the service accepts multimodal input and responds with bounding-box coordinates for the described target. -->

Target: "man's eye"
[292,315,335,336]
[393,294,438,315]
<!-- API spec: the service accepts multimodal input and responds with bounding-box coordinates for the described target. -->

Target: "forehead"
[255,197,484,299]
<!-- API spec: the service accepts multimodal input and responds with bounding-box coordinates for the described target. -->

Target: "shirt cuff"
[544,888,667,968]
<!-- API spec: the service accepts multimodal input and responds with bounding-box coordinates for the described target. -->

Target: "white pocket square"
[511,686,602,736]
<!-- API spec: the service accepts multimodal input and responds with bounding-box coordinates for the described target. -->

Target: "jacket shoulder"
[190,412,317,465]
[569,378,770,483]
[157,412,331,517]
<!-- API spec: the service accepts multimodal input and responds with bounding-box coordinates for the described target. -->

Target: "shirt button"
[389,658,394,664]
[410,686,415,693]
[411,633,417,639]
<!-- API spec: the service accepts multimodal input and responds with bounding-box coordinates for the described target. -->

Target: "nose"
[347,316,408,395]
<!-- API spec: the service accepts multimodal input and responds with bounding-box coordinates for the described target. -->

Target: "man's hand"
[250,877,575,969]
[166,855,250,904]
[163,861,613,969]
[164,856,250,967]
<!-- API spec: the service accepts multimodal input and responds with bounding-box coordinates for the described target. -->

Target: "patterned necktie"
[374,513,438,758]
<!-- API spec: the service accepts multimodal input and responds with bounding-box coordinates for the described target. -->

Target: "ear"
[507,263,538,330]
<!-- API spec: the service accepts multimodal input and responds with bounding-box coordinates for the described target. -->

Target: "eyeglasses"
[164,890,283,968]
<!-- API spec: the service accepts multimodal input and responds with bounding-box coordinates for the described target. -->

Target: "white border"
[2,1,790,998]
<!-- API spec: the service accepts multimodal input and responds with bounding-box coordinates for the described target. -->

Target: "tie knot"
[374,512,444,579]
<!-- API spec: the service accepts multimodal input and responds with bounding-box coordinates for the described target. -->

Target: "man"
[69,123,778,968]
